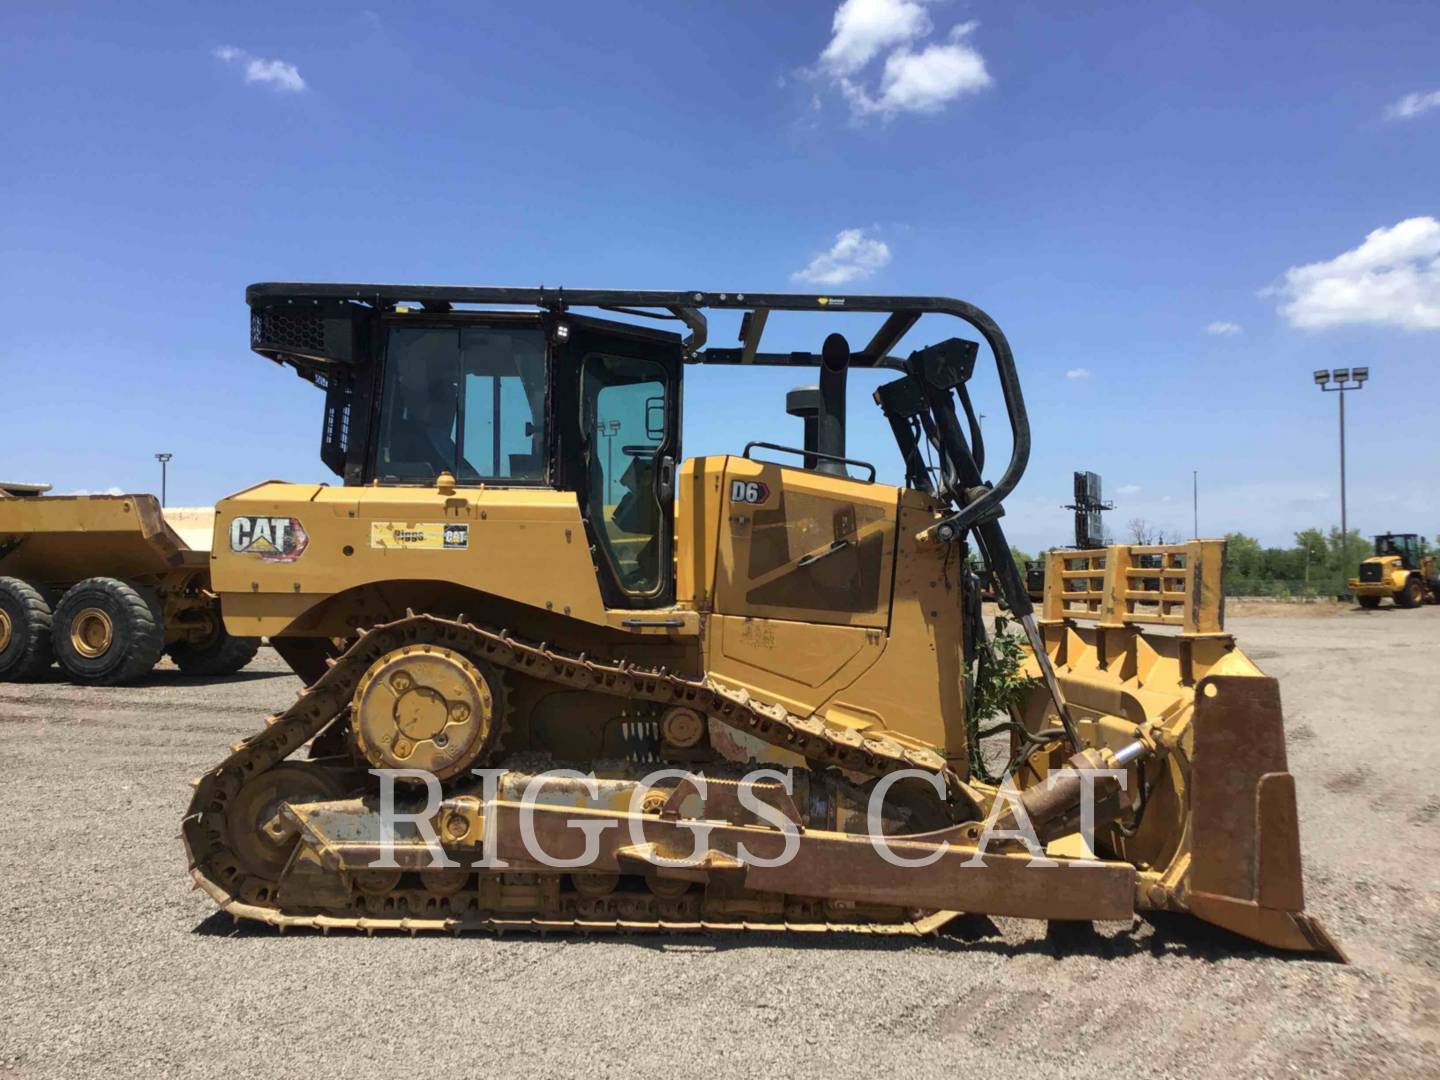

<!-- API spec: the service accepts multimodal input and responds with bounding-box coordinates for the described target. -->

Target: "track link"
[182,613,966,934]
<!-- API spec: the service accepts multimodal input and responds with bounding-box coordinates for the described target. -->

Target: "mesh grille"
[335,402,351,451]
[1359,562,1383,583]
[319,379,354,477]
[253,309,326,354]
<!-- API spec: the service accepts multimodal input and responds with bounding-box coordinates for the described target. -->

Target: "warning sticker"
[229,516,309,563]
[370,521,469,551]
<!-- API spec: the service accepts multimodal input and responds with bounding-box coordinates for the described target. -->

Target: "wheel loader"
[182,283,1342,960]
[1348,532,1439,609]
[0,484,259,684]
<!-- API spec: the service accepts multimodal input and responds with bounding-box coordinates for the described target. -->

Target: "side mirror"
[645,396,665,440]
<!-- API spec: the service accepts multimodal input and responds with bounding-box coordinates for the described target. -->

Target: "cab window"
[376,324,547,484]
[581,354,668,595]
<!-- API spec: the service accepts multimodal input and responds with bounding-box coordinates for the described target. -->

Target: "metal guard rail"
[1040,540,1227,636]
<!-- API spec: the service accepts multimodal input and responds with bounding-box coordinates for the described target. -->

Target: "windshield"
[375,324,547,484]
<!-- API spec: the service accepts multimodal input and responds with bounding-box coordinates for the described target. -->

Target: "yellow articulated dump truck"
[1348,533,1439,609]
[0,484,258,684]
[183,283,1341,960]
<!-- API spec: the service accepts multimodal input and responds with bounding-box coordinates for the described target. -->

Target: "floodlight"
[1333,367,1350,383]
[1352,366,1369,384]
[1312,369,1330,385]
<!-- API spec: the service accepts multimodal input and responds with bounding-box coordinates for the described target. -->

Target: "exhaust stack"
[786,332,851,475]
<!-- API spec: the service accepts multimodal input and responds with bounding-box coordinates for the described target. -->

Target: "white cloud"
[1065,367,1091,379]
[1206,321,1243,336]
[1266,216,1440,330]
[1116,483,1142,496]
[844,23,992,117]
[213,46,306,92]
[820,0,930,76]
[814,3,992,119]
[1385,89,1440,121]
[64,487,124,496]
[791,228,892,286]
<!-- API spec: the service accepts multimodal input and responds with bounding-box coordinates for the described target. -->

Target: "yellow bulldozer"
[182,283,1341,960]
[1348,532,1439,609]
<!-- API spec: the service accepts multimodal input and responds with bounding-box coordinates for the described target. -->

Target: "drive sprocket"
[351,644,506,780]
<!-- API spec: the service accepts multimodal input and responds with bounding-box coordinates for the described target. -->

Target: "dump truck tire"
[1357,595,1381,609]
[168,629,261,676]
[1395,577,1424,609]
[53,578,165,686]
[0,577,55,681]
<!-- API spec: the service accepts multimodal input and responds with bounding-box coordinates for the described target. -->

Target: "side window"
[581,354,668,595]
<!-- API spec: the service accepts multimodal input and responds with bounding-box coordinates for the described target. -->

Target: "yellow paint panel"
[213,481,609,636]
[675,457,726,608]
[706,614,881,715]
[713,456,898,629]
[819,494,964,756]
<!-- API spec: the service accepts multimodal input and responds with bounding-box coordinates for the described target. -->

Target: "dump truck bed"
[0,494,208,585]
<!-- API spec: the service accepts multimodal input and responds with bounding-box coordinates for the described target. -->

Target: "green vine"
[966,614,1042,784]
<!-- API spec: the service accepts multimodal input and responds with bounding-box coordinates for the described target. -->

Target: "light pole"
[154,452,173,507]
[1312,367,1368,553]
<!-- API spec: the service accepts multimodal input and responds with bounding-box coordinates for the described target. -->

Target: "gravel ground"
[1,608,1437,1080]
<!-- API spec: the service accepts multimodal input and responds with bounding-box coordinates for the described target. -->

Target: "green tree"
[1008,544,1033,580]
[1217,525,1437,597]
[1326,527,1370,573]
[1295,528,1328,585]
[1224,532,1265,582]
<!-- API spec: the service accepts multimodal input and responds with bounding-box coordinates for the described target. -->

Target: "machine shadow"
[138,670,294,688]
[27,668,291,688]
[190,909,1322,964]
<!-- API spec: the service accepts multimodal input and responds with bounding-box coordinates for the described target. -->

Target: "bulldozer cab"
[374,313,682,606]
[247,284,1034,616]
[1373,532,1421,570]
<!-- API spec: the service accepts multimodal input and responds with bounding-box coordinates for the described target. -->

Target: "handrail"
[741,442,877,483]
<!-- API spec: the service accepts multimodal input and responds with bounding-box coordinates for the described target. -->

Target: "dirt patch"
[1227,598,1347,618]
[1,617,1438,1080]
[1410,799,1440,826]
[1325,764,1378,793]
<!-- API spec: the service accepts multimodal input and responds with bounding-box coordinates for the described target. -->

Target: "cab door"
[551,315,682,609]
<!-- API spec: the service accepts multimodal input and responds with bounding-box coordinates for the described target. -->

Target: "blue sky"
[3,1,1437,551]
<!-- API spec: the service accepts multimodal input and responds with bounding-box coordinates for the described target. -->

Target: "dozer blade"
[1187,674,1346,962]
